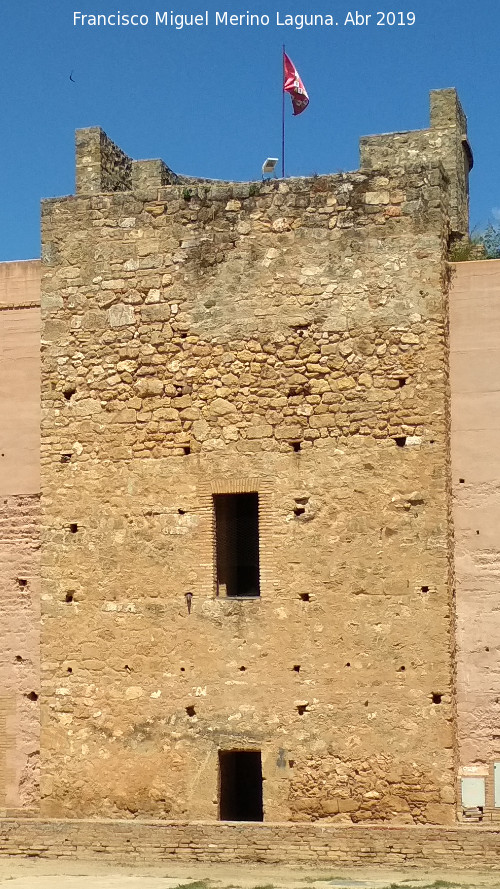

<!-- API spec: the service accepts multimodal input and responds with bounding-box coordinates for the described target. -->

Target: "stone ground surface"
[0,860,499,889]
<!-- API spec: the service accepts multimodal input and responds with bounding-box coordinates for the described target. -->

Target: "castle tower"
[38,91,468,823]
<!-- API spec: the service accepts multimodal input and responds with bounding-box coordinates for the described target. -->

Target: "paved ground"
[0,859,499,889]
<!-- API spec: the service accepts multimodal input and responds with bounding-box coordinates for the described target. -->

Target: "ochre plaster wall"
[39,94,460,824]
[0,260,41,811]
[451,259,500,800]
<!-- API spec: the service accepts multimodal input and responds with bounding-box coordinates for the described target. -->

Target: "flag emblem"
[283,52,309,116]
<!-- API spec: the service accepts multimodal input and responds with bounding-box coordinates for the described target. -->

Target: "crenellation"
[75,127,133,195]
[131,159,179,197]
[361,89,471,238]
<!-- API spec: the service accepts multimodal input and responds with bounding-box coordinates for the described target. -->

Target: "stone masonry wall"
[132,159,178,194]
[0,261,41,813]
[75,129,132,196]
[40,126,457,825]
[361,89,472,238]
[2,818,500,870]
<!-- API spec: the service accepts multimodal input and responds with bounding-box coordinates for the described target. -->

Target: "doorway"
[218,750,263,821]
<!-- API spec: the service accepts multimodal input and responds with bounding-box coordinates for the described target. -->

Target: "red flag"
[283,52,309,116]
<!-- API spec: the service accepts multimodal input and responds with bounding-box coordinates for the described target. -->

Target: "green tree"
[481,223,500,258]
[450,222,500,261]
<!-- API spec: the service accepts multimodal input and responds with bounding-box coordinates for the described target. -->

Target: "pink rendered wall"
[0,261,41,496]
[0,260,41,811]
[451,259,500,787]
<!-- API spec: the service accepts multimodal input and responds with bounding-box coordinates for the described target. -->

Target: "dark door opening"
[214,493,260,597]
[219,750,263,821]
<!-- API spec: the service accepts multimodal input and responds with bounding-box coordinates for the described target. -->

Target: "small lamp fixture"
[262,157,279,178]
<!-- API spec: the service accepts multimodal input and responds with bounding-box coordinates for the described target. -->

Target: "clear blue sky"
[1,0,499,260]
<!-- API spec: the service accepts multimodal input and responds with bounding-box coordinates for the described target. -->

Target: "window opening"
[214,493,260,597]
[218,750,263,821]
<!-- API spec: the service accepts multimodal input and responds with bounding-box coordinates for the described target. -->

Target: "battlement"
[361,88,472,237]
[75,88,472,238]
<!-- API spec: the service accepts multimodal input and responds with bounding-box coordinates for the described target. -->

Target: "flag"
[283,52,309,116]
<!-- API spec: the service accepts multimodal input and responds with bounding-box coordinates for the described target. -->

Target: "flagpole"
[281,44,285,179]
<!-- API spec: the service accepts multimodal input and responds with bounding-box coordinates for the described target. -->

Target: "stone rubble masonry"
[360,89,472,239]
[38,89,464,825]
[450,259,500,804]
[0,261,41,813]
[75,129,180,199]
[75,129,133,195]
[1,818,500,869]
[131,159,177,195]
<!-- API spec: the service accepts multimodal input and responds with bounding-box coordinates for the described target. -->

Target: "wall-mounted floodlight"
[262,158,279,177]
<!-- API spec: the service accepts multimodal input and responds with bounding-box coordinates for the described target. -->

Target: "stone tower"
[39,90,470,823]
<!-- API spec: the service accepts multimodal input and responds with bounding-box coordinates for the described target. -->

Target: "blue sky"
[1,0,499,260]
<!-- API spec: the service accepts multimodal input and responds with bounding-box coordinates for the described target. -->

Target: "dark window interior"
[214,493,260,597]
[219,750,263,821]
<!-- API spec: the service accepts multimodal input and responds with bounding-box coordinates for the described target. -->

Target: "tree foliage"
[450,223,500,261]
[480,223,500,259]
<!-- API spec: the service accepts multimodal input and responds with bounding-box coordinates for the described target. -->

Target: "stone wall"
[0,261,41,812]
[132,159,178,195]
[76,128,133,195]
[360,89,472,238]
[2,818,500,869]
[39,91,459,824]
[450,259,500,807]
